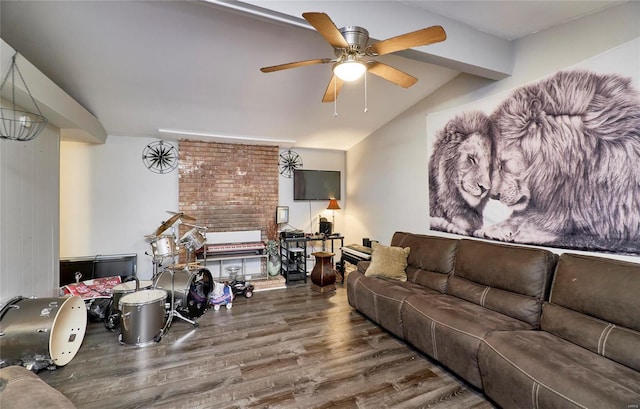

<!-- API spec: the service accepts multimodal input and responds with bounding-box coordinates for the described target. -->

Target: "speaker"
[319,221,332,235]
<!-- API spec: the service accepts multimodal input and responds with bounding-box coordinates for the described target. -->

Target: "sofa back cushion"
[542,253,640,371]
[391,232,457,293]
[448,239,557,327]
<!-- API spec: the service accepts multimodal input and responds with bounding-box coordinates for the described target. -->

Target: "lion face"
[490,141,530,212]
[454,132,492,207]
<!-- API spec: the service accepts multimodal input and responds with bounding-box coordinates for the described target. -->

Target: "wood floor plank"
[34,283,495,408]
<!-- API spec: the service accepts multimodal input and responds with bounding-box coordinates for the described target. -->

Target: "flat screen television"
[293,169,341,200]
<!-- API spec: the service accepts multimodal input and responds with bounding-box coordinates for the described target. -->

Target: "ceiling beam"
[1,39,107,144]
[207,0,513,80]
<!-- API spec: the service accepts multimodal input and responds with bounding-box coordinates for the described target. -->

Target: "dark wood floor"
[38,282,495,409]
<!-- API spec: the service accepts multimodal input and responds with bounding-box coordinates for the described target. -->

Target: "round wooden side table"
[310,251,337,293]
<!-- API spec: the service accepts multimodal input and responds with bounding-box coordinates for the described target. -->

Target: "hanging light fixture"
[333,56,366,82]
[0,52,48,142]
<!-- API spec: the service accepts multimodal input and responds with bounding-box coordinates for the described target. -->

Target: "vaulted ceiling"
[0,1,624,150]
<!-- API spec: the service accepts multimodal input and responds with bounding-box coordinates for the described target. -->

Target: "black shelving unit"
[280,237,307,284]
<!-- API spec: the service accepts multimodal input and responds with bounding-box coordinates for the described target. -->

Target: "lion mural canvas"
[427,40,640,255]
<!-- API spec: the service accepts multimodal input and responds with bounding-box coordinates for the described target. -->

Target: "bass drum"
[0,296,87,370]
[154,268,212,318]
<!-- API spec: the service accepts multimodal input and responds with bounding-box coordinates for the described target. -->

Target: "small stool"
[310,251,337,293]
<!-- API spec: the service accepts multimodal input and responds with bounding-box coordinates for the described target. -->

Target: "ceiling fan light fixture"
[333,60,366,82]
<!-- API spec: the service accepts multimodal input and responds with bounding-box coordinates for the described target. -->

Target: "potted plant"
[265,240,281,276]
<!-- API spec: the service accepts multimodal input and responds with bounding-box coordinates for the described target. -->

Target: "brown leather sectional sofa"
[346,231,640,409]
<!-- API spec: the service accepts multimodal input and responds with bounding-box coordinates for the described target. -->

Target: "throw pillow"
[364,242,410,282]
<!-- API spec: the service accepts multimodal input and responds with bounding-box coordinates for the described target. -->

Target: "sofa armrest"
[356,260,370,274]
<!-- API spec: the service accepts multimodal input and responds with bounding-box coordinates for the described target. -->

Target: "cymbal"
[183,222,207,230]
[154,213,184,236]
[166,210,195,221]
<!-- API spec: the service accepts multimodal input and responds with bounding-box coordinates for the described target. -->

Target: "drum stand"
[156,267,198,342]
[184,249,194,271]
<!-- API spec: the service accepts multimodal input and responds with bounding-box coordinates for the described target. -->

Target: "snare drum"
[150,235,177,259]
[0,296,87,370]
[154,268,212,318]
[118,289,167,346]
[179,228,206,252]
[112,280,153,311]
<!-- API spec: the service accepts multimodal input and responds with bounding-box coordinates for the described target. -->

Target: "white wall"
[60,136,178,279]
[0,121,60,305]
[59,140,345,280]
[277,147,346,268]
[278,147,346,236]
[346,2,640,264]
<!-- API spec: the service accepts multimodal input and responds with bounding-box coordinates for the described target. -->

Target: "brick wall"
[178,140,279,248]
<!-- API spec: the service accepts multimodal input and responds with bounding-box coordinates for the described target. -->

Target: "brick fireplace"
[178,140,279,243]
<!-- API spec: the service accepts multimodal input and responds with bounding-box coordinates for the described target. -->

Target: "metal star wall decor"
[142,140,178,174]
[278,150,303,178]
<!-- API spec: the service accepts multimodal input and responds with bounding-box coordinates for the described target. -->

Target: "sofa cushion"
[391,232,457,292]
[364,242,410,282]
[0,366,76,409]
[479,330,640,409]
[402,294,533,388]
[347,270,439,339]
[548,253,640,331]
[542,253,640,372]
[449,239,557,327]
[448,276,544,328]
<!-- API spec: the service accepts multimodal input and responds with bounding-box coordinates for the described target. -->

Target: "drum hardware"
[140,212,209,342]
[154,269,199,342]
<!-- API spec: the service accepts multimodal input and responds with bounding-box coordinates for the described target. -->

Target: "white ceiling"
[0,0,624,150]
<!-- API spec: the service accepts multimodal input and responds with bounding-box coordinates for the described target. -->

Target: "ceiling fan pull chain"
[364,69,368,113]
[333,77,338,117]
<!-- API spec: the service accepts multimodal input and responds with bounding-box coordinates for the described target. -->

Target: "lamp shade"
[327,199,341,210]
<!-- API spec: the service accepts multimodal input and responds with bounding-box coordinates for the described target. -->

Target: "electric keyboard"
[341,244,373,262]
[199,241,265,256]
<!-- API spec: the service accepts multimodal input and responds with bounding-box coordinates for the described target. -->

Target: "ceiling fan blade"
[367,62,418,88]
[303,12,349,49]
[260,58,332,73]
[322,75,344,103]
[370,26,446,56]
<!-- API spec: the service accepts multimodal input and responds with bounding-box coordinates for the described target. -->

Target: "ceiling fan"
[260,12,446,103]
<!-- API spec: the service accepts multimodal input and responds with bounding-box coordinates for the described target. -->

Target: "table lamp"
[327,199,341,231]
